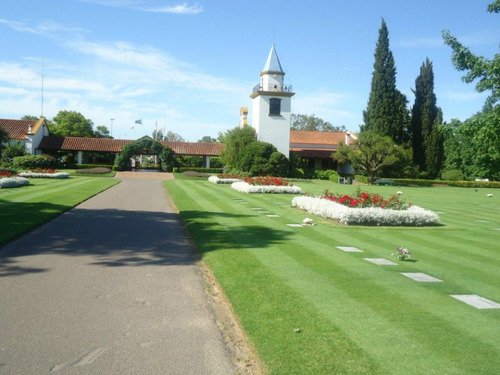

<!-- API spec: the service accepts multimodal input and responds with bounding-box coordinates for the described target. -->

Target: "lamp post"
[110,118,114,137]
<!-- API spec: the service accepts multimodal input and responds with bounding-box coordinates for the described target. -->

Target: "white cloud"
[75,0,203,14]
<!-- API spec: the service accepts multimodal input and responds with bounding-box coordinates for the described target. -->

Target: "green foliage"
[314,169,340,181]
[362,19,410,144]
[442,2,500,108]
[333,131,400,184]
[267,151,290,177]
[173,167,223,173]
[410,58,444,177]
[219,126,257,170]
[443,107,500,180]
[198,135,217,143]
[291,114,346,132]
[238,141,284,176]
[114,138,174,171]
[355,175,369,184]
[159,146,176,172]
[1,142,26,162]
[12,154,59,169]
[94,125,112,138]
[52,110,94,137]
[441,169,463,181]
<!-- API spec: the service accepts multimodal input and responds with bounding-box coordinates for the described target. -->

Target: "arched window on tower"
[269,98,281,116]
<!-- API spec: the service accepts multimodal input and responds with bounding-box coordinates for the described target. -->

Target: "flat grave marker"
[450,295,500,309]
[336,246,364,253]
[286,224,303,228]
[364,258,398,266]
[251,207,263,210]
[266,215,279,218]
[401,273,443,282]
[258,210,270,214]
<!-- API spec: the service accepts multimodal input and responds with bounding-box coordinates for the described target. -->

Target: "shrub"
[314,169,339,180]
[0,177,30,188]
[441,169,463,181]
[12,154,59,169]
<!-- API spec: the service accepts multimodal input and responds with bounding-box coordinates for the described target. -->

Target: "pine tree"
[410,59,444,178]
[362,19,409,144]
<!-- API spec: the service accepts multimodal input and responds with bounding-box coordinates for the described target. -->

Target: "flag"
[135,119,142,125]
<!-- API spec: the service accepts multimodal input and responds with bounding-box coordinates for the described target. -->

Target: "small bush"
[314,169,339,181]
[355,175,368,184]
[76,167,112,174]
[441,169,463,181]
[13,154,59,169]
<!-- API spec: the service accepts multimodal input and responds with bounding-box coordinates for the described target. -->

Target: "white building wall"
[252,95,290,158]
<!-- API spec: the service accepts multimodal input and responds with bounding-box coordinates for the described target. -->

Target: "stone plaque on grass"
[336,246,364,253]
[266,214,279,218]
[258,210,270,214]
[364,258,398,266]
[450,295,500,309]
[401,273,443,282]
[286,224,303,228]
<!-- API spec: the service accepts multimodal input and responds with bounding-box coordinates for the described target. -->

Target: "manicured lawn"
[165,178,500,375]
[0,176,119,245]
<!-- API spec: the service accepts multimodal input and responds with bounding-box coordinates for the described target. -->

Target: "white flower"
[231,181,302,194]
[292,196,440,226]
[487,194,493,197]
[208,176,240,184]
[397,191,403,195]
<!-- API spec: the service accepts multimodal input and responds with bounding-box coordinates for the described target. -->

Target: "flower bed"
[209,176,241,184]
[0,177,30,188]
[18,168,69,179]
[292,195,440,226]
[232,181,302,194]
[244,176,290,186]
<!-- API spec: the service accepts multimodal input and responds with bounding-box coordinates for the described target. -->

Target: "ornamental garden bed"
[18,168,70,179]
[292,190,440,226]
[230,176,302,194]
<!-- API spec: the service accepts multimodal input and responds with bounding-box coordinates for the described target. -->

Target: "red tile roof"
[290,130,346,145]
[0,119,38,140]
[38,136,225,156]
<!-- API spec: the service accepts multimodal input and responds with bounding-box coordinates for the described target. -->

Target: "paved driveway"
[0,175,237,374]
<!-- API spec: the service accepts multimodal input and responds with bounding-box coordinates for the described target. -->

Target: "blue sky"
[1,0,498,141]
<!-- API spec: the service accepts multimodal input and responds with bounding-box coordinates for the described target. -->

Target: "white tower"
[250,44,295,158]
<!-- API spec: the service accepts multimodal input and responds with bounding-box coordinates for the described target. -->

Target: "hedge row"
[173,167,223,174]
[392,178,500,188]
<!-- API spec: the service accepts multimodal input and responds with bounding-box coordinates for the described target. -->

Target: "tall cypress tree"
[362,19,409,144]
[410,58,443,177]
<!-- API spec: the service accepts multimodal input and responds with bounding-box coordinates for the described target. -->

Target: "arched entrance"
[114,137,175,172]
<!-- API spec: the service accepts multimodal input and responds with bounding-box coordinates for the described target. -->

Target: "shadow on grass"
[179,210,292,254]
[0,202,291,277]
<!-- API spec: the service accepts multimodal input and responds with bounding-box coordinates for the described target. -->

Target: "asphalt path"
[0,175,237,374]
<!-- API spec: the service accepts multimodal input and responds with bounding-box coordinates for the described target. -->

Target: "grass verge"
[0,176,119,245]
[164,178,500,375]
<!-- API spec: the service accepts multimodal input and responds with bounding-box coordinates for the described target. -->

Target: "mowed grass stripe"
[248,243,471,374]
[166,179,500,374]
[0,177,95,204]
[0,177,119,245]
[166,180,381,374]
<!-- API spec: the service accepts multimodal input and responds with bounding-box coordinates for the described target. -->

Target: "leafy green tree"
[332,131,400,184]
[95,125,112,138]
[362,19,409,144]
[21,115,39,121]
[219,126,257,170]
[198,136,217,143]
[444,107,500,180]
[291,114,346,132]
[52,111,94,137]
[152,129,184,142]
[1,142,26,163]
[410,59,444,177]
[442,0,500,108]
[0,126,9,156]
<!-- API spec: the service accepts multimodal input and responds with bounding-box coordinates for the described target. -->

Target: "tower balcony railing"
[252,83,293,93]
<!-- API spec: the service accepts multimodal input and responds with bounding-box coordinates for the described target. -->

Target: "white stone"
[258,211,270,214]
[450,295,500,309]
[364,258,398,266]
[336,246,363,253]
[286,224,303,228]
[266,215,279,217]
[401,273,443,282]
